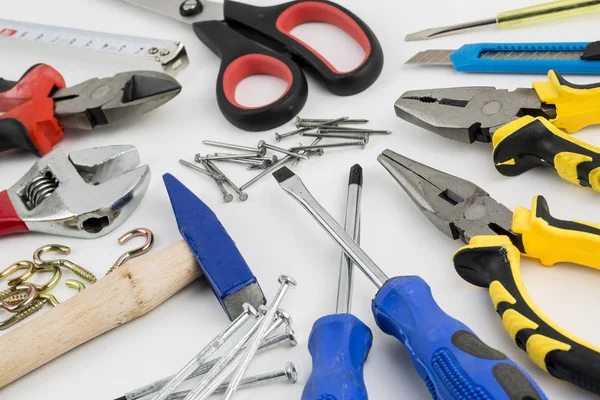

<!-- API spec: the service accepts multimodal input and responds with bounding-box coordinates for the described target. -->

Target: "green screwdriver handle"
[497,0,600,27]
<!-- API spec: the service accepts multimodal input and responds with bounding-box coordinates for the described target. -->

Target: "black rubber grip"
[535,196,600,235]
[348,164,363,186]
[0,118,39,155]
[223,0,384,96]
[193,20,308,131]
[582,41,600,61]
[453,244,600,395]
[0,64,41,93]
[554,70,600,90]
[493,118,600,189]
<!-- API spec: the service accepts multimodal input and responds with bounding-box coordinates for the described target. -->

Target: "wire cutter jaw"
[5,145,150,239]
[378,149,517,244]
[395,87,547,144]
[53,71,182,130]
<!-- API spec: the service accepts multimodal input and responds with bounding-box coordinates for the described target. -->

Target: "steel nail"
[291,140,367,151]
[274,127,314,142]
[317,126,391,134]
[199,161,234,203]
[195,153,261,161]
[295,116,349,128]
[222,277,296,400]
[203,140,265,156]
[296,117,368,126]
[149,305,257,400]
[122,329,297,400]
[303,131,370,143]
[258,141,308,160]
[189,308,290,400]
[179,160,213,177]
[204,160,249,202]
[167,363,298,400]
[183,308,268,400]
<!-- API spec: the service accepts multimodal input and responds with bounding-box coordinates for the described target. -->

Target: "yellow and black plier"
[395,70,600,192]
[378,149,600,395]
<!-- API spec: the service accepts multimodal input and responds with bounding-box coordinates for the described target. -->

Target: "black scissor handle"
[223,0,384,96]
[193,21,308,132]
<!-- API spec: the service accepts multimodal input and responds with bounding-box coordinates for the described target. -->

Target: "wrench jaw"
[6,146,151,239]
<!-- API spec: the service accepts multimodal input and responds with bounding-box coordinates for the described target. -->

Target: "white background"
[2,0,600,399]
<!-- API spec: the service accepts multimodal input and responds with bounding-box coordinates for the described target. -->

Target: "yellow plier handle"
[492,70,600,192]
[453,196,600,394]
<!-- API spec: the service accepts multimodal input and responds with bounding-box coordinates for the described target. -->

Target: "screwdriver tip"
[349,164,363,187]
[272,167,295,184]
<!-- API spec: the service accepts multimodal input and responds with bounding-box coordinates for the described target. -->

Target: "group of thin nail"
[179,117,391,203]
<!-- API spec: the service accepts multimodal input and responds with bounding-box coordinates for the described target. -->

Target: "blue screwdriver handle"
[302,314,373,400]
[451,42,600,74]
[372,276,547,400]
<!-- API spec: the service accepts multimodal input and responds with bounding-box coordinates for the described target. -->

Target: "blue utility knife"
[406,41,600,74]
[163,173,265,320]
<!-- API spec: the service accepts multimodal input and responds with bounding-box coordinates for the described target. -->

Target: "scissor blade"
[122,0,224,25]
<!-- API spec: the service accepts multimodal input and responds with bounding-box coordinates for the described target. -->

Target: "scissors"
[124,0,384,131]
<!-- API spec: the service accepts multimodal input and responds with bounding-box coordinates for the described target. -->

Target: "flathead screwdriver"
[273,167,547,400]
[301,165,373,400]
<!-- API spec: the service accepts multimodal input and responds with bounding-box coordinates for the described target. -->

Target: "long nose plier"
[379,149,600,395]
[395,70,600,192]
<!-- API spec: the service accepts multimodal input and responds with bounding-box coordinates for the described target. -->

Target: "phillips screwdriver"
[302,165,373,400]
[406,0,600,41]
[273,167,547,400]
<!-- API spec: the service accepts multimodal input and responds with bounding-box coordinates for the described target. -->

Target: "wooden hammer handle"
[0,240,201,388]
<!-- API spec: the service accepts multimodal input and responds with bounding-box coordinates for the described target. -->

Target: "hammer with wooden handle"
[0,174,266,388]
[0,241,199,388]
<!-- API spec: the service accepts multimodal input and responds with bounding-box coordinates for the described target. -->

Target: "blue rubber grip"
[302,314,373,400]
[163,174,264,320]
[450,42,599,74]
[372,276,547,400]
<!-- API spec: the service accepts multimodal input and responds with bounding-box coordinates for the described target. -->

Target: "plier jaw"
[53,71,182,130]
[378,149,516,244]
[395,87,547,144]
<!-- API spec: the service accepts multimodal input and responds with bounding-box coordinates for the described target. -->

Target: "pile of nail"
[124,275,298,400]
[180,116,391,203]
[0,245,93,330]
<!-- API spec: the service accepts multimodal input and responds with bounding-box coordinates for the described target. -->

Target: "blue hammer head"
[163,173,265,320]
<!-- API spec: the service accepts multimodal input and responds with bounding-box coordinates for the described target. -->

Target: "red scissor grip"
[193,20,308,131]
[276,2,372,74]
[0,64,65,110]
[0,190,28,236]
[223,0,384,97]
[223,54,294,110]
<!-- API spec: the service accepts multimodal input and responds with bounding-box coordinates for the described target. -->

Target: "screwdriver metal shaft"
[336,165,362,313]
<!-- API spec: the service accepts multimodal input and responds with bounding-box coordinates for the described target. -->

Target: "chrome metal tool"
[0,145,150,239]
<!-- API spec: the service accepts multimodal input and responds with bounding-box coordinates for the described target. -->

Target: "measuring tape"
[0,18,189,76]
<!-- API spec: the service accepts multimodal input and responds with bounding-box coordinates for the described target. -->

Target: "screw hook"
[33,245,97,283]
[106,228,154,275]
[0,261,35,287]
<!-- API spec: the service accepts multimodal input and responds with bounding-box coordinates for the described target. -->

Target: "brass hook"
[106,228,154,275]
[0,261,35,287]
[33,244,97,283]
[0,299,46,330]
[65,279,86,292]
[2,284,38,313]
[27,266,62,293]
[36,280,86,308]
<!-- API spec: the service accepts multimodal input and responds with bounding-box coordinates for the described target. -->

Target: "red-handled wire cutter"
[0,64,181,156]
[124,0,384,131]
